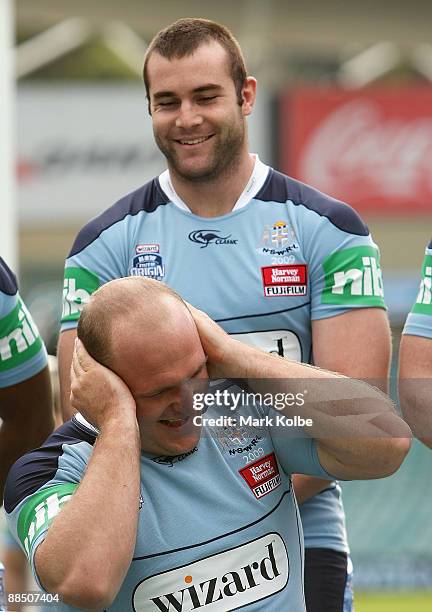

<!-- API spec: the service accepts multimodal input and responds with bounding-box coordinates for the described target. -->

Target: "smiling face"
[147,41,255,182]
[109,296,208,456]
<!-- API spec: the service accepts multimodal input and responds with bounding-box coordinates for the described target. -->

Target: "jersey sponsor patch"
[321,245,386,306]
[136,244,160,254]
[130,253,165,280]
[17,483,78,558]
[132,533,288,611]
[239,452,282,499]
[62,267,100,323]
[261,264,308,297]
[0,298,43,371]
[412,254,432,315]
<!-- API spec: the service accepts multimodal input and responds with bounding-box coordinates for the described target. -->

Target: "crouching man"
[4,277,410,611]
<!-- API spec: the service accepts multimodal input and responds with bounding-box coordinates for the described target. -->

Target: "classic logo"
[321,246,385,306]
[239,452,281,499]
[261,265,308,297]
[257,221,298,256]
[61,267,100,322]
[0,301,43,368]
[132,533,288,611]
[152,448,198,467]
[130,254,165,280]
[412,255,432,315]
[188,230,238,249]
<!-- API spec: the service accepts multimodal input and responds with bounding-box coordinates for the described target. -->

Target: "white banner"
[17,83,271,227]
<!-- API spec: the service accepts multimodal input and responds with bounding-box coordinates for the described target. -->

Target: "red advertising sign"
[280,87,432,214]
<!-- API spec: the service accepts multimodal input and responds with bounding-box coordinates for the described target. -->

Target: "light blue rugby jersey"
[0,257,47,388]
[4,384,335,612]
[403,241,432,339]
[60,157,386,553]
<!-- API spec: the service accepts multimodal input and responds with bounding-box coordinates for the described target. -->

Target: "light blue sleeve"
[0,288,48,388]
[269,424,335,479]
[295,205,387,321]
[403,243,432,339]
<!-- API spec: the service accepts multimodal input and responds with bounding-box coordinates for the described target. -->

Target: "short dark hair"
[143,18,247,107]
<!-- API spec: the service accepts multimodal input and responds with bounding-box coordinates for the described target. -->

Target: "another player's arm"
[190,306,411,480]
[292,308,392,502]
[398,335,432,449]
[57,328,78,421]
[0,367,54,505]
[35,341,141,610]
[312,308,392,393]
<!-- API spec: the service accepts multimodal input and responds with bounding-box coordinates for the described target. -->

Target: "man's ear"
[241,77,257,117]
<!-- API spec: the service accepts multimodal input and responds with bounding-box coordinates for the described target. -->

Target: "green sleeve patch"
[61,267,100,323]
[17,483,78,557]
[321,245,386,307]
[0,299,43,372]
[411,255,432,315]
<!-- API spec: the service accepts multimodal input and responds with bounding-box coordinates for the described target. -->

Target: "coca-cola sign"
[280,87,432,213]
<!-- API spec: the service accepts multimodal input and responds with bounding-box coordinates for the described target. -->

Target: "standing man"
[58,18,392,612]
[0,256,54,503]
[399,240,432,448]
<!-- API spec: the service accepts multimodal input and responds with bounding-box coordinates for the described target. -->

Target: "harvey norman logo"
[132,533,288,611]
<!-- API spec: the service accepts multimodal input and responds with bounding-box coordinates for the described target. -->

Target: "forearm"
[35,418,141,609]
[399,335,432,448]
[0,368,55,503]
[228,343,411,478]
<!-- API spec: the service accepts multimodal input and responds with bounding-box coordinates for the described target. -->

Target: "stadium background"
[3,1,432,610]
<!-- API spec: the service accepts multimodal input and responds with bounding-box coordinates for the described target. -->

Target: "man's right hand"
[70,339,137,430]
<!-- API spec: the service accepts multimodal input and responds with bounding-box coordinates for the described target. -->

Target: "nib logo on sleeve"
[61,268,100,322]
[412,255,432,315]
[0,299,43,369]
[321,246,385,306]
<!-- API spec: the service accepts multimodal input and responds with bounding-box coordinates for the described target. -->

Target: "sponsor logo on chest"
[239,452,282,499]
[132,533,288,611]
[261,264,308,297]
[130,253,165,280]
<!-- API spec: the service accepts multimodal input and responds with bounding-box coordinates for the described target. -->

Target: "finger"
[72,340,84,377]
[75,338,95,372]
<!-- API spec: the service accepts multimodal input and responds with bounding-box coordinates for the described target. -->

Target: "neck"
[169,151,255,218]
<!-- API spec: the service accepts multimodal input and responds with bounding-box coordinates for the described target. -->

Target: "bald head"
[77,277,194,368]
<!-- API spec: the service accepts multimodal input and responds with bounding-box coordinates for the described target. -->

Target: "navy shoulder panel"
[4,418,97,513]
[427,239,432,250]
[256,169,369,236]
[0,257,18,296]
[69,178,169,257]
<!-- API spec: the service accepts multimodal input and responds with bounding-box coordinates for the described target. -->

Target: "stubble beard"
[155,116,246,183]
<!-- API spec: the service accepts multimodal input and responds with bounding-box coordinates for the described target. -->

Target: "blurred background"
[3,1,432,609]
